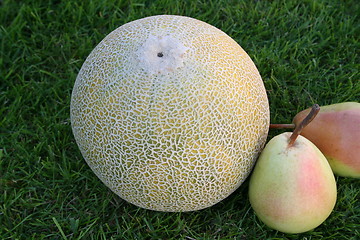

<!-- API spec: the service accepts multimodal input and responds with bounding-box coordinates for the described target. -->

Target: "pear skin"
[249,132,337,234]
[293,102,360,178]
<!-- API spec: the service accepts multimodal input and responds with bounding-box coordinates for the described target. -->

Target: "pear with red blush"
[249,105,337,234]
[293,102,360,178]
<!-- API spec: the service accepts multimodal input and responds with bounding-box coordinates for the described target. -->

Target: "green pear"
[249,105,337,233]
[293,102,360,178]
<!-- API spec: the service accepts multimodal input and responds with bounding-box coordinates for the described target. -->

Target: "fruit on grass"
[70,15,270,212]
[293,102,360,178]
[249,105,337,233]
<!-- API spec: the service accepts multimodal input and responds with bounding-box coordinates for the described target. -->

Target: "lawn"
[0,0,359,239]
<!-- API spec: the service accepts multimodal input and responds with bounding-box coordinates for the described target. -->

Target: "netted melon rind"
[70,15,270,212]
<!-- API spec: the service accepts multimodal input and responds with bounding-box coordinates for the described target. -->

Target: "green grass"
[1,0,359,239]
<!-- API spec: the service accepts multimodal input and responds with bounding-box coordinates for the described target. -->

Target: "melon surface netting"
[70,15,270,212]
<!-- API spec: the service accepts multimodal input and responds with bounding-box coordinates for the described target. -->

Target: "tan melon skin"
[70,15,270,212]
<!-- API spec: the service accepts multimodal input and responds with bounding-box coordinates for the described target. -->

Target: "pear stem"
[269,123,295,129]
[288,104,320,147]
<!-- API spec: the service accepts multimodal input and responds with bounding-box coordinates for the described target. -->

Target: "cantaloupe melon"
[70,15,270,212]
